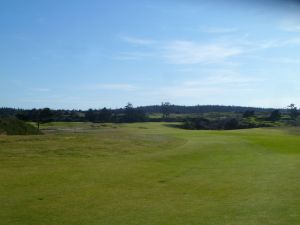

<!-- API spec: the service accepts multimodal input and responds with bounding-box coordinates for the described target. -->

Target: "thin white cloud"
[224,36,300,53]
[100,84,137,91]
[200,26,238,34]
[113,52,154,61]
[119,35,156,45]
[82,83,137,91]
[21,96,81,103]
[116,33,300,65]
[279,17,300,32]
[154,71,263,99]
[184,74,264,87]
[161,86,223,98]
[163,41,242,64]
[283,38,300,45]
[30,88,51,92]
[251,38,300,49]
[265,57,300,64]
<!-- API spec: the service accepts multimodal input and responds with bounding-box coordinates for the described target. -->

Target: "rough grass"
[0,122,299,225]
[0,118,41,135]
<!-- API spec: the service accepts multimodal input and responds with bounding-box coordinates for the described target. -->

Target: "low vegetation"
[182,114,281,130]
[0,118,41,135]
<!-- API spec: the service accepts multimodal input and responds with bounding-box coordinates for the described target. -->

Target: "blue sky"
[1,0,300,109]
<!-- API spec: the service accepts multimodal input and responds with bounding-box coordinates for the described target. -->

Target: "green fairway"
[0,123,299,225]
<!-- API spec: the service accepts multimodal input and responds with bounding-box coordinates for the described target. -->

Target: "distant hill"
[0,118,41,135]
[136,105,277,114]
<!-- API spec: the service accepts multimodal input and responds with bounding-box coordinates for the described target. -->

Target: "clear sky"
[1,0,300,109]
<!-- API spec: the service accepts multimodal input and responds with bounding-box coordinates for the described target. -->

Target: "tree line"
[0,103,147,126]
[0,103,298,130]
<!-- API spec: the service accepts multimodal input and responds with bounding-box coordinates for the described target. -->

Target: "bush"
[222,118,239,130]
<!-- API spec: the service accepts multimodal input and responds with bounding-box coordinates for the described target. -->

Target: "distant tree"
[125,102,133,111]
[123,103,146,122]
[124,103,134,122]
[84,108,113,123]
[85,109,97,122]
[16,112,29,121]
[69,110,82,122]
[28,109,39,122]
[98,108,112,122]
[269,110,281,121]
[243,110,255,118]
[287,104,298,120]
[161,102,172,119]
[37,108,53,129]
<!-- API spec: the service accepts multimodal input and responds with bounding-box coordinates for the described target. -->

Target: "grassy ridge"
[0,118,41,135]
[0,123,299,225]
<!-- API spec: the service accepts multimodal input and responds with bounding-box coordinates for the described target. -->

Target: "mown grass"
[0,122,299,225]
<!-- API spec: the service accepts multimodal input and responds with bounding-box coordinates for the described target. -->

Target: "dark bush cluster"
[183,117,273,130]
[183,118,240,130]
